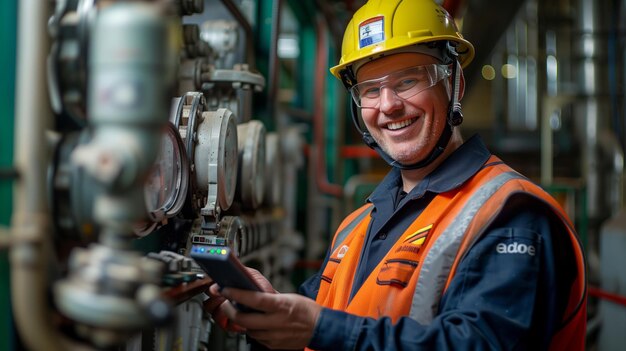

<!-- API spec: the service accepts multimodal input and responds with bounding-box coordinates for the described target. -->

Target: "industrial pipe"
[11,0,65,350]
[313,15,343,198]
[577,0,603,220]
[340,145,378,159]
[53,4,177,346]
[267,0,282,122]
[343,174,382,214]
[598,130,624,213]
[313,0,344,47]
[540,95,576,185]
[442,0,465,18]
[589,286,626,307]
[220,0,255,69]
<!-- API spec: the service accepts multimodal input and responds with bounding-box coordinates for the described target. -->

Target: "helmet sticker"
[359,16,384,49]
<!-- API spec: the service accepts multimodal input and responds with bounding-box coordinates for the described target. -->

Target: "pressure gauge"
[144,122,190,220]
[170,92,207,213]
[264,132,283,207]
[237,120,266,209]
[48,0,97,129]
[194,108,239,215]
[136,122,190,236]
[217,216,246,256]
[49,130,100,246]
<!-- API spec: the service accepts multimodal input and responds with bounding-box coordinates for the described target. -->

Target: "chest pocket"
[320,258,342,284]
[376,259,418,288]
[374,226,431,288]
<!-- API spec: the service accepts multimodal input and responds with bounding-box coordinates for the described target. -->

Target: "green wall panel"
[0,0,17,350]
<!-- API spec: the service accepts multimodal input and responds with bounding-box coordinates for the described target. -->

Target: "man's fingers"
[245,268,277,293]
[207,283,223,297]
[220,298,241,320]
[210,301,247,333]
[220,287,279,313]
[202,296,225,314]
[217,293,320,350]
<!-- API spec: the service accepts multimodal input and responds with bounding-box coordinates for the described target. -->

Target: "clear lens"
[350,64,451,108]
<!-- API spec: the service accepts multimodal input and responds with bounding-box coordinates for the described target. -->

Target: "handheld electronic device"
[190,244,262,312]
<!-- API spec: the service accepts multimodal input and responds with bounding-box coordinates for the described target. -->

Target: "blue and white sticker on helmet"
[359,16,384,49]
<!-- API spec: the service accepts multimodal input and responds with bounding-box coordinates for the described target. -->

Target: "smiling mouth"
[386,117,417,131]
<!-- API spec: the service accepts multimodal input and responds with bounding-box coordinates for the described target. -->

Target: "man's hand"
[216,287,322,350]
[204,267,275,332]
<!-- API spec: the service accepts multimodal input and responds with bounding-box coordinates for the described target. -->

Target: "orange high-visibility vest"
[315,156,586,350]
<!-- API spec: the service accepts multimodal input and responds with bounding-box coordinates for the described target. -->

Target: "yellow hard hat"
[330,0,475,83]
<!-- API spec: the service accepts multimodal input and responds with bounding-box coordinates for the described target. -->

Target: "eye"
[360,86,381,98]
[394,78,418,92]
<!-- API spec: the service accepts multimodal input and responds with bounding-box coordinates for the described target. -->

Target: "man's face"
[356,53,451,166]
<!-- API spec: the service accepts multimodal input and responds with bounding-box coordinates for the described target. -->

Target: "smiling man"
[207,1,588,350]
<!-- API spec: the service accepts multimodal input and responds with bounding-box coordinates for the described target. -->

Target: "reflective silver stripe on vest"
[409,171,522,324]
[331,205,373,253]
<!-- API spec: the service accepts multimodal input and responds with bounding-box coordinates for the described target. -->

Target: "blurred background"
[0,0,625,350]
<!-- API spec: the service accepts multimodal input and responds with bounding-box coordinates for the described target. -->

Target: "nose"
[378,86,403,113]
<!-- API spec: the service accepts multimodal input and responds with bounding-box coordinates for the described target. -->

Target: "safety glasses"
[349,64,451,108]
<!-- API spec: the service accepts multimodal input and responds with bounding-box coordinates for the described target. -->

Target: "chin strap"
[447,58,464,127]
[349,58,463,170]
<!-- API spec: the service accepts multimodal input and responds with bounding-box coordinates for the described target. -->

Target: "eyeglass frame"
[349,64,452,109]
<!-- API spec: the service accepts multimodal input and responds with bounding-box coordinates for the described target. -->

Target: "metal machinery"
[8,0,304,350]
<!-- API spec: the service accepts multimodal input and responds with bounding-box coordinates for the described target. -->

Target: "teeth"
[387,118,416,131]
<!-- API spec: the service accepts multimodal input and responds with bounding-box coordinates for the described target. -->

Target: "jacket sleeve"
[307,208,576,351]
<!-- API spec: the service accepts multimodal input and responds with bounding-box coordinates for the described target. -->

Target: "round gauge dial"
[194,108,239,213]
[142,122,189,230]
[237,120,266,209]
[264,132,283,207]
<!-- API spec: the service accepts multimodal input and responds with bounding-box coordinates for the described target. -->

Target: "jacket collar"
[368,134,491,205]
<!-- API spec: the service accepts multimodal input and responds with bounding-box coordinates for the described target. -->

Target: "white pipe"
[577,0,602,219]
[540,95,575,185]
[598,130,624,213]
[11,0,64,350]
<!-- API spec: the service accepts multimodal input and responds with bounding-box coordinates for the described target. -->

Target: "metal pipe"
[586,315,602,337]
[267,0,282,123]
[11,0,65,350]
[220,0,255,68]
[589,285,626,307]
[313,15,342,198]
[621,0,626,170]
[343,174,382,213]
[314,0,344,46]
[340,145,378,158]
[442,0,464,18]
[540,95,576,185]
[53,5,176,345]
[598,130,624,213]
[577,0,602,219]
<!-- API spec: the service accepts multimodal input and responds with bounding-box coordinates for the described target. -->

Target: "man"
[208,0,587,350]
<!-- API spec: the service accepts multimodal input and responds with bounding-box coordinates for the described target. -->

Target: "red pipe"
[304,144,379,159]
[313,16,343,197]
[294,259,323,270]
[442,0,464,18]
[340,145,378,158]
[588,286,626,307]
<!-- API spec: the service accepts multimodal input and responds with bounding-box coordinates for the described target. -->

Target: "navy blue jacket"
[299,135,577,350]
